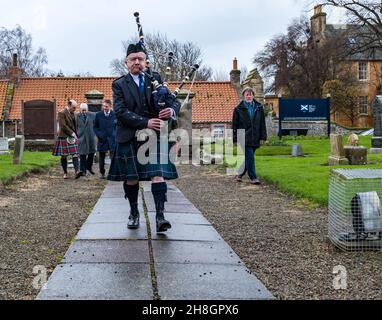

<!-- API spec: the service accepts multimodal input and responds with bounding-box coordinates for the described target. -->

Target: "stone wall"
[266,113,368,137]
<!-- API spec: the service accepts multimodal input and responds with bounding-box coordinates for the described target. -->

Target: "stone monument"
[329,134,349,166]
[344,133,368,165]
[0,138,10,155]
[85,89,104,113]
[371,96,382,154]
[13,135,25,165]
[292,144,303,157]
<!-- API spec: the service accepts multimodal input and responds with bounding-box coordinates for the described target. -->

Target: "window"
[358,61,368,81]
[359,96,368,115]
[212,125,225,139]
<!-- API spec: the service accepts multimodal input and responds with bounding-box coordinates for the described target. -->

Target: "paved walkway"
[37,182,274,300]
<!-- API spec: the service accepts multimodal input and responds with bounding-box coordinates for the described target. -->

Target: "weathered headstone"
[292,144,303,157]
[0,138,10,155]
[371,96,382,154]
[344,146,368,165]
[329,134,349,166]
[13,135,25,165]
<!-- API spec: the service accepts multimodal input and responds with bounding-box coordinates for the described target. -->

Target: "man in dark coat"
[94,100,116,179]
[232,87,267,185]
[76,103,97,177]
[107,42,180,233]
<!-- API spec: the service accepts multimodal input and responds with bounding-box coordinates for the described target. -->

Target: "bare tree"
[254,17,349,98]
[110,32,213,81]
[0,25,48,78]
[240,65,249,84]
[319,1,382,51]
[212,68,229,81]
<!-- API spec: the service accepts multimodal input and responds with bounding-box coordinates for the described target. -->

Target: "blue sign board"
[278,98,331,137]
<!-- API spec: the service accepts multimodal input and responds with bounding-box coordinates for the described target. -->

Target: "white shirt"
[130,72,144,88]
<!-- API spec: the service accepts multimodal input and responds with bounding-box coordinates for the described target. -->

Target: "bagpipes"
[133,12,199,126]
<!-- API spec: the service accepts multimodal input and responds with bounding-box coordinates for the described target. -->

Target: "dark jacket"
[57,108,77,138]
[112,73,181,144]
[93,111,116,153]
[232,99,267,147]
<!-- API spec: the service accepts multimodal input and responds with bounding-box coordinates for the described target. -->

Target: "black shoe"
[156,216,172,233]
[75,172,83,179]
[155,201,172,233]
[88,170,95,175]
[127,203,140,230]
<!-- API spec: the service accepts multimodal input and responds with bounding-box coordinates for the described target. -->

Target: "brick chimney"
[8,54,21,84]
[230,58,241,94]
[311,5,327,39]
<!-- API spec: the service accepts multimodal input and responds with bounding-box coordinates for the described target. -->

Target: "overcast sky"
[0,0,346,78]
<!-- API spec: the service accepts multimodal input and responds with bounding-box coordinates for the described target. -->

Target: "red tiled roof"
[8,77,240,123]
[0,80,9,120]
[168,82,240,123]
[10,77,114,120]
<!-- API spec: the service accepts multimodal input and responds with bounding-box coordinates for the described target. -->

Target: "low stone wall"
[266,114,370,137]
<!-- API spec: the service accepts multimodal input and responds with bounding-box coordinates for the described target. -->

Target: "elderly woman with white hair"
[76,103,97,178]
[232,87,267,185]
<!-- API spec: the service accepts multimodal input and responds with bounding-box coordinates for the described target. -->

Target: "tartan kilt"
[52,138,79,157]
[107,140,178,182]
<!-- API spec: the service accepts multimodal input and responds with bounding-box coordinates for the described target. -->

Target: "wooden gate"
[22,100,56,140]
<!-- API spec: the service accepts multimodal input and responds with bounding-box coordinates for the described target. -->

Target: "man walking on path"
[76,103,97,177]
[232,87,267,185]
[52,100,81,179]
[94,100,116,179]
[107,42,180,233]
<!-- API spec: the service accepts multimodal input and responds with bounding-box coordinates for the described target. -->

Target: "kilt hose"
[107,139,178,182]
[52,138,79,157]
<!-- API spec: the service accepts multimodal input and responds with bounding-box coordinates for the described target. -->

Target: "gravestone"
[371,96,382,154]
[292,144,303,157]
[13,135,25,165]
[329,134,349,166]
[344,146,368,165]
[85,90,104,113]
[0,138,10,155]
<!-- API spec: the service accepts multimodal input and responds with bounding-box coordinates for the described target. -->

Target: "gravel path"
[173,165,382,300]
[0,166,107,300]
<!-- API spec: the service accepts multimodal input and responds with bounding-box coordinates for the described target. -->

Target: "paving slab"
[145,202,200,213]
[152,241,242,265]
[76,222,148,240]
[37,263,152,300]
[38,181,274,301]
[86,210,130,224]
[94,197,142,209]
[151,226,221,241]
[143,192,191,204]
[147,204,201,214]
[155,263,274,300]
[63,240,150,264]
[148,211,211,225]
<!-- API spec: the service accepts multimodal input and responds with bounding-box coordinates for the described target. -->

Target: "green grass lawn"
[215,136,382,207]
[0,152,59,184]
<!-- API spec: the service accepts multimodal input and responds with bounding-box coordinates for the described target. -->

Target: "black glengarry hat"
[126,43,146,57]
